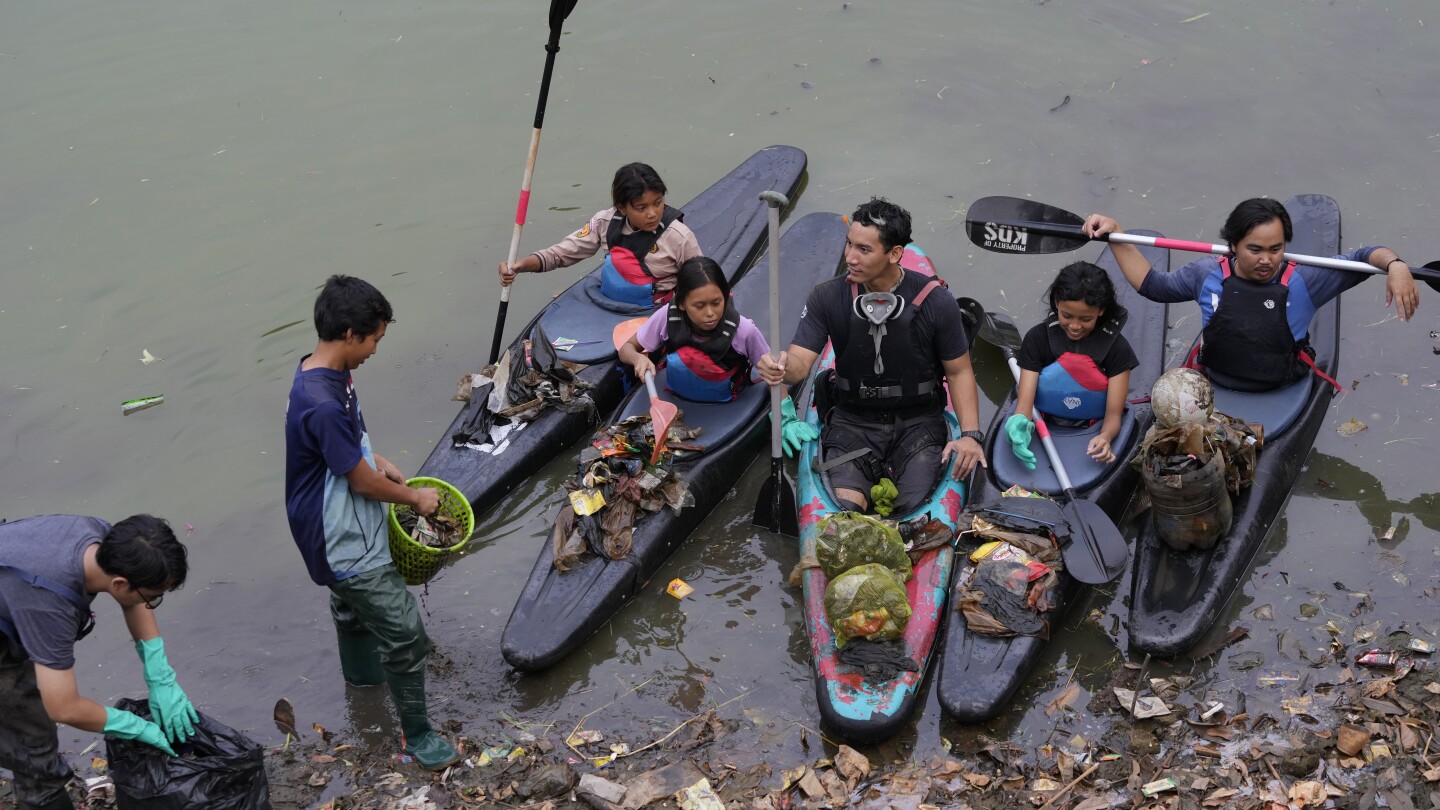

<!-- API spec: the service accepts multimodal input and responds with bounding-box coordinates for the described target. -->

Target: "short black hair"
[611,163,667,209]
[314,275,393,341]
[96,515,189,592]
[673,256,729,304]
[1047,261,1127,325]
[850,197,912,252]
[1219,198,1292,248]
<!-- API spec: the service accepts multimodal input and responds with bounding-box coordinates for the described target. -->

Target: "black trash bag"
[108,697,270,810]
[836,638,920,682]
[504,346,534,408]
[530,323,574,383]
[451,380,496,446]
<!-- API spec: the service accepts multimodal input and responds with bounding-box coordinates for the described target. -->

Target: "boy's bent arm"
[346,460,436,513]
[372,453,405,484]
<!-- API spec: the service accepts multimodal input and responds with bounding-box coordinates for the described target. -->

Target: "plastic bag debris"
[814,512,911,581]
[675,777,723,810]
[1141,776,1177,796]
[954,512,1061,637]
[824,563,911,647]
[550,414,698,571]
[1112,688,1172,719]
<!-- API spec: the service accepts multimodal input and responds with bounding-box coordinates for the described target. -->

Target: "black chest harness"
[833,270,947,412]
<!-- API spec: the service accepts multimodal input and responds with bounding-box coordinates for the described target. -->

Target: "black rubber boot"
[336,630,386,687]
[13,782,75,810]
[387,673,459,770]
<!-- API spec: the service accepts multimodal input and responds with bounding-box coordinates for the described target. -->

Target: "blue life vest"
[1035,316,1123,422]
[663,300,748,402]
[598,206,683,306]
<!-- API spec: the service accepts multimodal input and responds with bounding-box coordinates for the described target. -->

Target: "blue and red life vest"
[598,206,683,307]
[1035,316,1123,423]
[663,299,749,402]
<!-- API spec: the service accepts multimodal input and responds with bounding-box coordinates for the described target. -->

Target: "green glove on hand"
[1004,413,1037,470]
[104,707,177,756]
[135,637,199,743]
[779,397,819,458]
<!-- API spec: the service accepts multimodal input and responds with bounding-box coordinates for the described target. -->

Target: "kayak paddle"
[617,316,671,460]
[488,0,584,366]
[956,297,1128,585]
[610,316,649,353]
[643,370,678,465]
[964,196,1440,292]
[752,190,799,537]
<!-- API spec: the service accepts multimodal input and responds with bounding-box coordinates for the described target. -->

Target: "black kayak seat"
[990,409,1139,496]
[532,277,655,365]
[612,367,769,454]
[1212,375,1310,441]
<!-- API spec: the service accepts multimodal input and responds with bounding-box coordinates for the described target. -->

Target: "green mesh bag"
[815,512,911,581]
[824,563,912,648]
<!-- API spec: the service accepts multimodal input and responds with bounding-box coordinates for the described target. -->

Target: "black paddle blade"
[965,196,1089,256]
[955,297,987,344]
[549,0,580,30]
[1059,497,1128,585]
[979,309,1024,355]
[1421,261,1440,294]
[753,465,799,538]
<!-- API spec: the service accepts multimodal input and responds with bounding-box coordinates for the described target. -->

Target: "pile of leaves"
[551,413,699,572]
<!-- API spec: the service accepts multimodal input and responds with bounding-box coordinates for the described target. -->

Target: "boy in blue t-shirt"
[283,275,457,770]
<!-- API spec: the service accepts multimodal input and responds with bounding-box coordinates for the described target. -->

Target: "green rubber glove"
[779,397,819,458]
[135,637,199,743]
[870,477,899,517]
[104,707,177,756]
[1004,413,1037,470]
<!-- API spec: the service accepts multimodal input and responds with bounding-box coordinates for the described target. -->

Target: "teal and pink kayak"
[795,245,967,743]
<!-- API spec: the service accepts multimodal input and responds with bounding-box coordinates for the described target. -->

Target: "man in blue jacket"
[1086,198,1418,392]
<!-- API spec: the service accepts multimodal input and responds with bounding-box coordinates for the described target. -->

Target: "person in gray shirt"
[1,514,194,810]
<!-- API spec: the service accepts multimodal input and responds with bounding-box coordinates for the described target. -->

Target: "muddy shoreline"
[41,626,1438,810]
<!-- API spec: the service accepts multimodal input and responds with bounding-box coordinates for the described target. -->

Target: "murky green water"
[4,0,1437,774]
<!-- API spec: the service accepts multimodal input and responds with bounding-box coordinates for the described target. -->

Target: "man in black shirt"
[759,198,985,514]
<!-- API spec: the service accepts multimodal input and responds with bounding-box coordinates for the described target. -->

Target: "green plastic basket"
[387,477,475,586]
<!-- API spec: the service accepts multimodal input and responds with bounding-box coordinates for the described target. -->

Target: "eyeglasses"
[136,589,164,610]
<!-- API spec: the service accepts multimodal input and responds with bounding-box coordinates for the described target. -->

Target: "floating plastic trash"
[122,395,164,415]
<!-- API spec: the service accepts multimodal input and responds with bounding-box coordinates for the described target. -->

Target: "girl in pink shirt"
[618,257,770,402]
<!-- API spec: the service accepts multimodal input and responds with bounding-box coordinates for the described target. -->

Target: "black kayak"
[501,212,848,671]
[936,236,1169,722]
[1128,194,1342,657]
[418,146,807,519]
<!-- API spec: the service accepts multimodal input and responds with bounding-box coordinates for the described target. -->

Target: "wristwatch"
[961,430,985,444]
